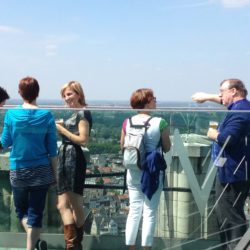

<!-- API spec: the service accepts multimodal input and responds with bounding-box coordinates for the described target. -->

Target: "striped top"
[10,165,55,187]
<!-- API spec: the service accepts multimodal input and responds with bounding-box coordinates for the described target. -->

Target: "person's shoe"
[35,239,47,250]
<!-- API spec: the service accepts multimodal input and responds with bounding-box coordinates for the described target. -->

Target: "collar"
[227,98,246,110]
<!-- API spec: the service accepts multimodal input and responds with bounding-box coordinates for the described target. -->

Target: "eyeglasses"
[220,87,234,94]
[149,96,156,103]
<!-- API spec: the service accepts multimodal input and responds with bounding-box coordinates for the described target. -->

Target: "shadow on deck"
[0,232,220,250]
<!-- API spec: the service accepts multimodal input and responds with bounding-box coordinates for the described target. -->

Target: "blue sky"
[1,0,250,102]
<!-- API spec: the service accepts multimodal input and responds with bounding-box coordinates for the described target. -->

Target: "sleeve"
[159,118,168,132]
[77,110,86,121]
[77,110,92,134]
[45,112,58,157]
[122,119,128,133]
[1,112,13,148]
[217,113,248,148]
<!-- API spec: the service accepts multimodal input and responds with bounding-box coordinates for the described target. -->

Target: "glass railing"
[0,106,250,249]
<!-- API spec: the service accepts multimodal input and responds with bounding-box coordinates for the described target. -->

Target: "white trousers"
[125,176,163,247]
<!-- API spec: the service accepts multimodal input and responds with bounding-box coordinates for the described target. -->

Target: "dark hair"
[19,77,39,103]
[0,86,9,103]
[220,78,248,97]
[130,88,154,109]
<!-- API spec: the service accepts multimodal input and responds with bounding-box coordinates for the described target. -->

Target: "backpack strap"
[144,116,153,130]
[128,116,153,129]
[123,169,127,194]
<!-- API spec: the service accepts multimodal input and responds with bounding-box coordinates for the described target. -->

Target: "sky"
[1,0,250,102]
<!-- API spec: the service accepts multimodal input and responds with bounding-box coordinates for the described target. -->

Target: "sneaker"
[35,239,47,250]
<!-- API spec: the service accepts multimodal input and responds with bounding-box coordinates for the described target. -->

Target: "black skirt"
[57,142,86,195]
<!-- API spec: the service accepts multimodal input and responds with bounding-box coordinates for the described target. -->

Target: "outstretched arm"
[192,92,221,104]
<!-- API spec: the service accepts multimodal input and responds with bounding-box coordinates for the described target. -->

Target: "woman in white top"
[120,88,171,250]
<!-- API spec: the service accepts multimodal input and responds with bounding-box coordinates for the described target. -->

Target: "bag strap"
[123,169,127,194]
[128,116,153,129]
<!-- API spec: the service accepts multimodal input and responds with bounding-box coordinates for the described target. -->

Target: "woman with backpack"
[120,88,171,250]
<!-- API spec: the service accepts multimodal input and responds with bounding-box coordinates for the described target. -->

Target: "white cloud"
[0,25,22,34]
[42,34,79,56]
[221,0,250,8]
[45,43,58,57]
[161,0,250,9]
[163,1,214,10]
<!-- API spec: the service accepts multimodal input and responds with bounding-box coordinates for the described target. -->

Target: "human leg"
[12,186,29,225]
[26,185,48,250]
[128,246,136,250]
[141,180,162,248]
[57,192,78,249]
[126,187,144,248]
[12,187,34,249]
[215,178,250,250]
[67,192,85,250]
[215,178,232,250]
[57,193,75,225]
[226,181,250,250]
[63,224,77,250]
[12,185,48,250]
[26,227,42,250]
[67,192,85,227]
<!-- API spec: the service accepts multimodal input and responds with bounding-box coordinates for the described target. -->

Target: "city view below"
[1,107,250,249]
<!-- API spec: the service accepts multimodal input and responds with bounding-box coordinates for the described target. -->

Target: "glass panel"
[0,107,249,249]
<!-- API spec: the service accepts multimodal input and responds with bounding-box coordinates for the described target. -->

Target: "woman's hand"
[56,123,64,134]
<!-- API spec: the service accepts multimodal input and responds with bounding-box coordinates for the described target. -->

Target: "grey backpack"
[123,116,152,170]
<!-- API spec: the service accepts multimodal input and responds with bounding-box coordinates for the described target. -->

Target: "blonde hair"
[60,81,86,106]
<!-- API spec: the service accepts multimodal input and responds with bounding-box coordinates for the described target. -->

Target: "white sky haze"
[1,0,250,102]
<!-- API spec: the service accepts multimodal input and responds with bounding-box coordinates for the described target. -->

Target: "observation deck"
[1,105,250,249]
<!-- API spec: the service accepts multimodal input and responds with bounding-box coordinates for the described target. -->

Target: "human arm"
[56,119,90,146]
[45,114,58,178]
[161,128,171,153]
[207,112,248,148]
[49,156,57,180]
[120,129,125,150]
[192,92,221,104]
[120,119,128,151]
[159,119,171,153]
[216,113,248,147]
[1,112,13,148]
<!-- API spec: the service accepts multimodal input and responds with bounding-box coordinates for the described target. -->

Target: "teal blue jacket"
[1,107,58,170]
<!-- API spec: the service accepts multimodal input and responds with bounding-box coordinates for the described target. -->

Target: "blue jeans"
[12,185,49,228]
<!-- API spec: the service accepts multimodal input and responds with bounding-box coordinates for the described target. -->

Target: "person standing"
[120,88,171,250]
[0,86,10,151]
[1,77,58,250]
[0,86,9,106]
[192,79,250,249]
[56,81,92,250]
